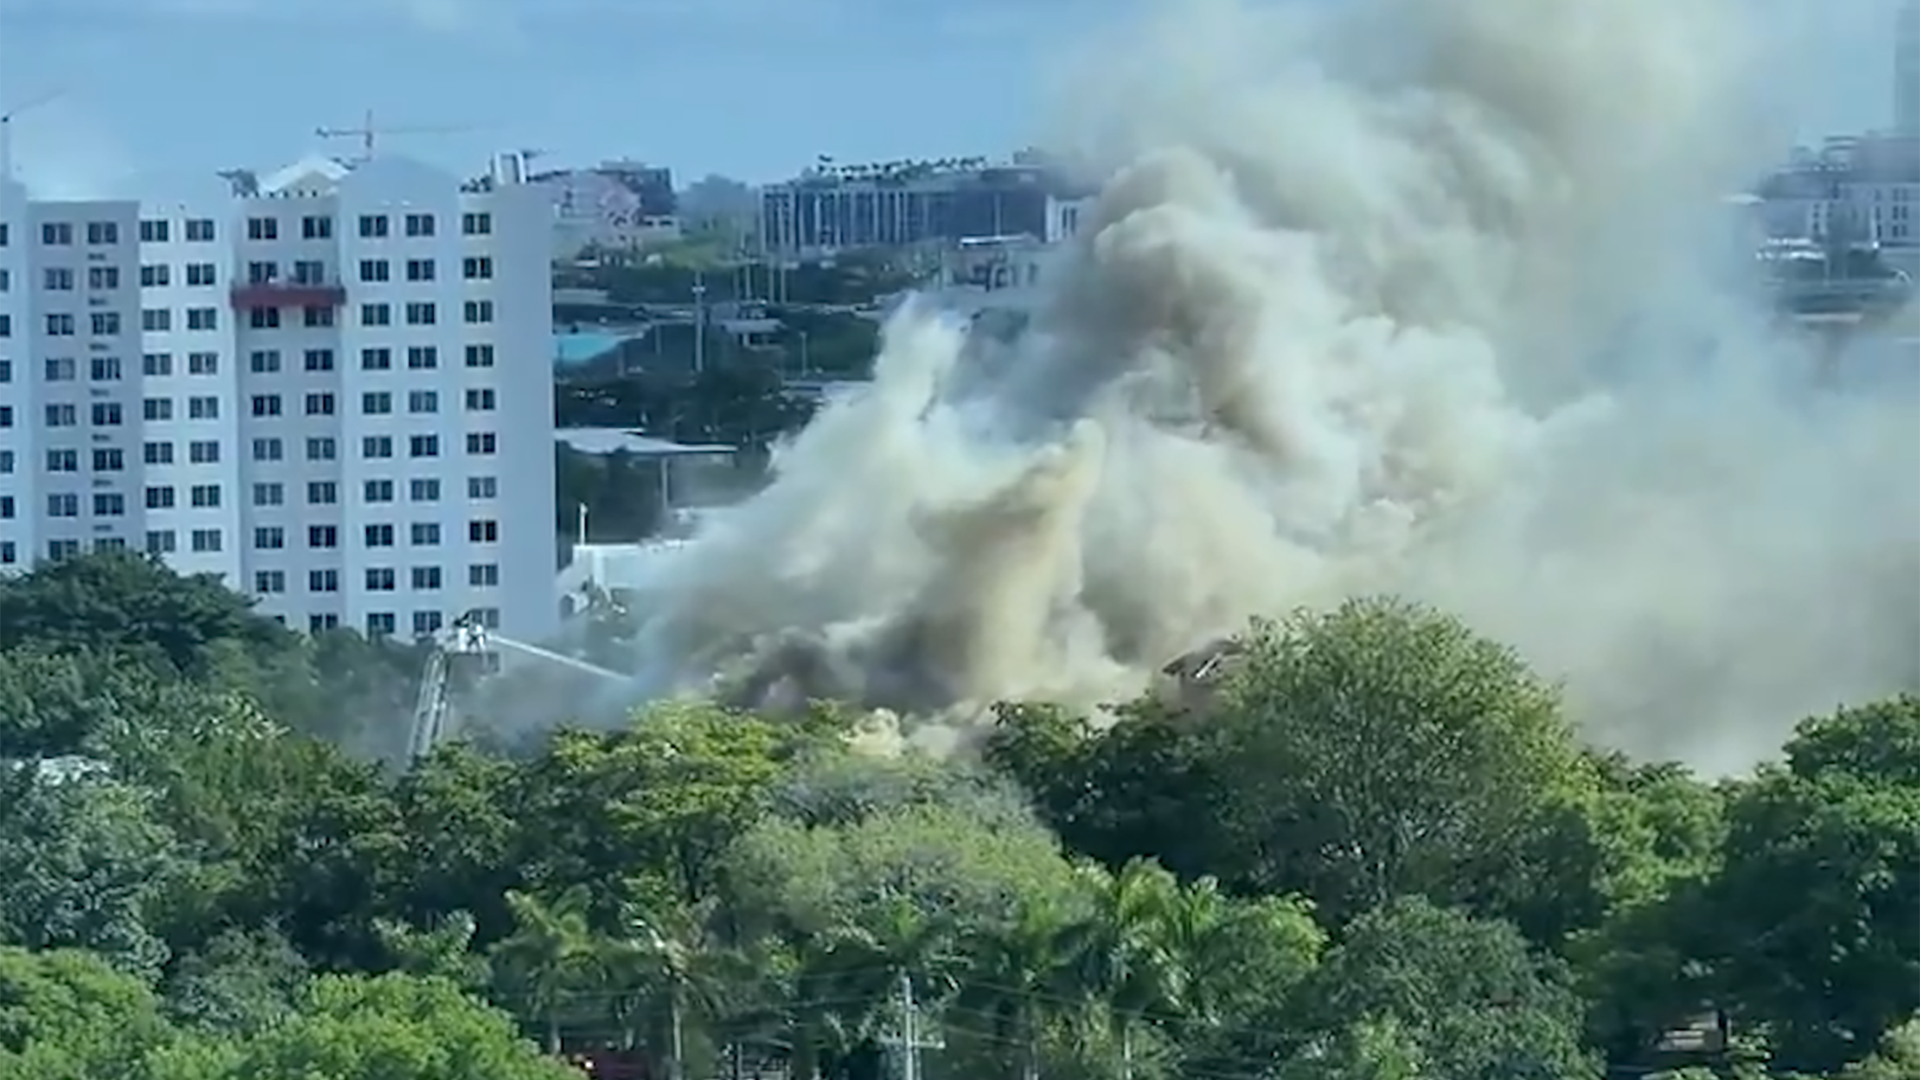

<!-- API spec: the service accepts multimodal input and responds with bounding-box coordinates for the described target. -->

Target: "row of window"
[0,212,497,251]
[298,608,502,638]
[232,211,495,242]
[145,434,506,467]
[237,476,491,505]
[239,255,496,285]
[247,387,496,417]
[129,345,495,380]
[0,310,168,338]
[225,299,498,332]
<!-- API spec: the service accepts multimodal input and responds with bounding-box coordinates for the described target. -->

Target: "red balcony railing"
[228,282,347,310]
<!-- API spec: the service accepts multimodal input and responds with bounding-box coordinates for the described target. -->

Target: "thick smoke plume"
[625,0,1920,772]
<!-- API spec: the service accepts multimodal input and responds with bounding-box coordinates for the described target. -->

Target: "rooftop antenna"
[0,88,66,184]
[314,109,475,162]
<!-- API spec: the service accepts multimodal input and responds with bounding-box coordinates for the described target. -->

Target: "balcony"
[228,281,347,310]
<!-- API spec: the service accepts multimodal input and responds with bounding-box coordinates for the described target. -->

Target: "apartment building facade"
[0,153,558,642]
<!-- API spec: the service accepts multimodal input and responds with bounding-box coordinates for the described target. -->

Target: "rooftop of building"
[555,428,735,457]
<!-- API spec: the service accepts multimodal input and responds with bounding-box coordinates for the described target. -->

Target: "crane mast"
[406,615,628,765]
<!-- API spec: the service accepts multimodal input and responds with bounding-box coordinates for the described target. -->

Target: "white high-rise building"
[0,152,559,642]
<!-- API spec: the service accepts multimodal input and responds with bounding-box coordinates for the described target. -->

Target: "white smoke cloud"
[619,0,1920,774]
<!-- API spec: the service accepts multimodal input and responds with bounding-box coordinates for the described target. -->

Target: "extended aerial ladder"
[406,612,630,765]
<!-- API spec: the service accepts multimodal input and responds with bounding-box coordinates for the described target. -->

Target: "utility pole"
[691,270,708,374]
[0,89,64,184]
[899,971,920,1080]
[314,109,473,161]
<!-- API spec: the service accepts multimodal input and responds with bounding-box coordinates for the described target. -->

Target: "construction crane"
[0,88,64,183]
[315,109,474,161]
[407,612,630,764]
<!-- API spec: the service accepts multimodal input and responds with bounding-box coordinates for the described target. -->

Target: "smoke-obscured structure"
[598,0,1920,773]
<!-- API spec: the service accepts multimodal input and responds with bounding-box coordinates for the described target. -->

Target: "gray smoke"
[624,0,1920,773]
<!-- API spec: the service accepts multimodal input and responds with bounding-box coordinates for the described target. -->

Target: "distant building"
[0,150,559,643]
[758,156,1091,258]
[533,161,682,258]
[1753,135,1920,278]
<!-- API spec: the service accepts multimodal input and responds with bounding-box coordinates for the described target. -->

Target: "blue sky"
[0,0,1904,197]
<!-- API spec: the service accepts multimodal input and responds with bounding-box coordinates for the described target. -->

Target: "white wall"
[0,154,559,644]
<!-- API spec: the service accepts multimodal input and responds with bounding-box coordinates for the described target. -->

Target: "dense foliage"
[0,552,1914,1080]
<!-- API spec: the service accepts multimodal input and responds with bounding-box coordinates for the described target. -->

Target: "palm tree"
[490,886,603,1052]
[958,896,1078,1080]
[788,899,956,1080]
[1061,860,1189,1079]
[605,905,732,1080]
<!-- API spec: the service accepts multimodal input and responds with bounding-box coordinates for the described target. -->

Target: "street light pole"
[691,270,708,375]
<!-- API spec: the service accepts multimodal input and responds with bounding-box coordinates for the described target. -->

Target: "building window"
[405,258,435,282]
[188,396,219,419]
[365,524,395,547]
[45,357,75,381]
[250,349,281,373]
[90,356,123,381]
[251,394,282,417]
[145,532,176,555]
[410,522,441,546]
[143,352,173,376]
[463,300,494,324]
[468,476,496,499]
[301,215,333,240]
[365,479,395,503]
[255,570,287,594]
[409,478,440,501]
[252,437,284,461]
[308,481,338,504]
[361,347,392,370]
[145,486,175,509]
[306,437,336,461]
[186,263,217,286]
[142,309,172,332]
[361,303,391,327]
[366,568,396,591]
[140,264,170,288]
[407,390,437,414]
[363,436,394,459]
[188,440,220,463]
[308,526,339,549]
[91,312,122,335]
[188,352,219,374]
[253,482,284,506]
[404,213,435,237]
[359,259,390,283]
[404,302,436,326]
[468,519,498,543]
[41,222,73,245]
[413,610,443,636]
[462,256,493,280]
[191,529,223,553]
[465,432,496,455]
[249,308,280,330]
[139,219,170,243]
[190,484,221,508]
[358,214,389,239]
[366,612,397,637]
[362,391,392,415]
[85,221,119,245]
[408,435,439,458]
[246,217,278,241]
[464,388,496,411]
[187,308,219,331]
[461,211,491,235]
[144,398,172,421]
[185,219,216,242]
[304,392,336,416]
[303,306,335,328]
[407,346,438,370]
[303,348,335,371]
[254,527,286,549]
